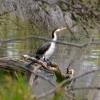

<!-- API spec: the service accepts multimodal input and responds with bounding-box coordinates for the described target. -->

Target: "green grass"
[0,71,35,100]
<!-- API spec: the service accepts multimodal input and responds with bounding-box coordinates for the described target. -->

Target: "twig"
[60,68,100,88]
[67,86,100,91]
[37,88,56,99]
[66,47,77,69]
[37,68,100,99]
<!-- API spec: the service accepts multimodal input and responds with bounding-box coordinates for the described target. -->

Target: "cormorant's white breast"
[35,27,66,61]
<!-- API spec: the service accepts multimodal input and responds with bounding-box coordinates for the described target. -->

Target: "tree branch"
[36,67,100,99]
[0,57,56,87]
[0,36,100,48]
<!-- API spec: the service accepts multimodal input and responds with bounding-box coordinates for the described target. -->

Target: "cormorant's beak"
[60,27,66,30]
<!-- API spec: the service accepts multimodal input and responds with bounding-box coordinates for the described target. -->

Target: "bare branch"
[0,57,56,87]
[60,68,100,88]
[0,36,100,48]
[23,55,73,83]
[37,68,100,99]
[67,86,100,91]
[37,88,55,99]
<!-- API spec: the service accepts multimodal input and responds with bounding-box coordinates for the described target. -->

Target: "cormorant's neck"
[52,31,57,41]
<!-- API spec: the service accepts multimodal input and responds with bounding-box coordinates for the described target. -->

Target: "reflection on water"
[0,19,100,100]
[1,35,100,99]
[84,49,100,59]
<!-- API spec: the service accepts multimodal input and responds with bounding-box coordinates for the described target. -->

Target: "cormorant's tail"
[26,61,34,67]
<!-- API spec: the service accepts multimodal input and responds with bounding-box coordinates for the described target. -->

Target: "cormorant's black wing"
[35,42,51,59]
[26,42,51,67]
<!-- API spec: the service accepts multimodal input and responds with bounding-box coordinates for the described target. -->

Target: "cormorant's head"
[55,27,66,32]
[52,27,66,38]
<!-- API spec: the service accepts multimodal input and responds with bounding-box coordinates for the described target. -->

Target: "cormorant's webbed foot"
[26,61,34,67]
[46,59,51,66]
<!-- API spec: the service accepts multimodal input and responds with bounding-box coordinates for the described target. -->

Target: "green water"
[0,13,100,100]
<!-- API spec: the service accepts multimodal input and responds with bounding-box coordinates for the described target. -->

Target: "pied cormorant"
[27,27,66,67]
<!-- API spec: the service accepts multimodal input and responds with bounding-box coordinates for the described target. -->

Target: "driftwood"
[0,55,74,93]
[0,55,75,99]
[23,55,74,89]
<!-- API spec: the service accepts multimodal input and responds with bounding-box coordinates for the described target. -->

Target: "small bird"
[26,27,66,67]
